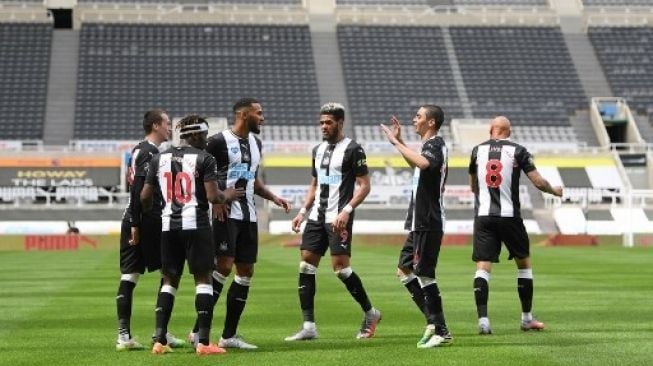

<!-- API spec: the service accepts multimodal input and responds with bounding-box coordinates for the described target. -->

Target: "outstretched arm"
[255,176,291,213]
[526,170,563,197]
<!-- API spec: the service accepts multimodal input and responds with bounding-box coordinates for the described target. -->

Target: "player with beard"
[285,102,381,342]
[188,98,291,349]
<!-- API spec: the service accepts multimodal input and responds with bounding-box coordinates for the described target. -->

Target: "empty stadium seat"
[453,0,548,6]
[335,0,548,5]
[77,0,301,4]
[582,0,653,7]
[450,26,587,127]
[338,25,464,127]
[0,22,51,140]
[74,23,320,139]
[588,26,653,127]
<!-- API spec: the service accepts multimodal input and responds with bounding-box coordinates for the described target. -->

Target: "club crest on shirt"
[229,144,239,155]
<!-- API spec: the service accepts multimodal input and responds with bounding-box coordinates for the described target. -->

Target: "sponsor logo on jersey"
[318,170,341,185]
[228,163,255,180]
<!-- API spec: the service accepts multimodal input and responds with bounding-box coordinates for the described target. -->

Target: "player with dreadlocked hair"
[141,114,245,355]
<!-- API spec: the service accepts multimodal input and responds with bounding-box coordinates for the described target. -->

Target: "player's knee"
[234,275,251,287]
[299,261,317,275]
[335,266,353,280]
[120,273,139,284]
[216,265,232,277]
[417,276,436,288]
[235,264,254,278]
[475,269,490,282]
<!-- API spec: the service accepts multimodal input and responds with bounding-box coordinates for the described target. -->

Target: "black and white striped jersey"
[405,136,448,232]
[307,137,368,224]
[123,140,163,223]
[145,145,218,231]
[468,139,536,218]
[206,130,262,222]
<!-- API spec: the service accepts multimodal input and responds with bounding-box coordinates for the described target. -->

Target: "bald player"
[468,116,563,335]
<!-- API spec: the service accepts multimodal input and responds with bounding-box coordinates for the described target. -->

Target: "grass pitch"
[0,236,651,366]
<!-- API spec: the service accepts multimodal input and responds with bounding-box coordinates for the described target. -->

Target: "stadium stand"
[336,0,432,5]
[75,23,320,139]
[2,1,651,239]
[209,0,302,4]
[582,0,653,7]
[337,25,464,126]
[450,26,587,127]
[452,0,549,6]
[588,26,653,126]
[335,0,548,5]
[0,22,51,140]
[76,0,301,4]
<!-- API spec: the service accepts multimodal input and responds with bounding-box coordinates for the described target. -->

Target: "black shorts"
[472,216,530,263]
[161,228,214,277]
[397,230,443,278]
[300,220,353,257]
[120,215,162,274]
[213,218,259,264]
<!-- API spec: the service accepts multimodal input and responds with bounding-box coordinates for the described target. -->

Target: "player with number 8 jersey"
[468,116,562,336]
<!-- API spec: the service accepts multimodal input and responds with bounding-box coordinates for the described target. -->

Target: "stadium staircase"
[308,13,352,131]
[559,19,611,148]
[561,33,613,100]
[634,115,653,143]
[440,27,473,119]
[569,110,600,147]
[43,29,78,145]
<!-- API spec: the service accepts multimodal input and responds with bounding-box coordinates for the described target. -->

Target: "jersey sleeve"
[311,145,318,178]
[128,176,145,226]
[135,151,153,178]
[352,144,369,177]
[206,133,228,189]
[145,155,160,185]
[468,146,478,175]
[421,139,443,172]
[203,154,218,183]
[517,146,536,174]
